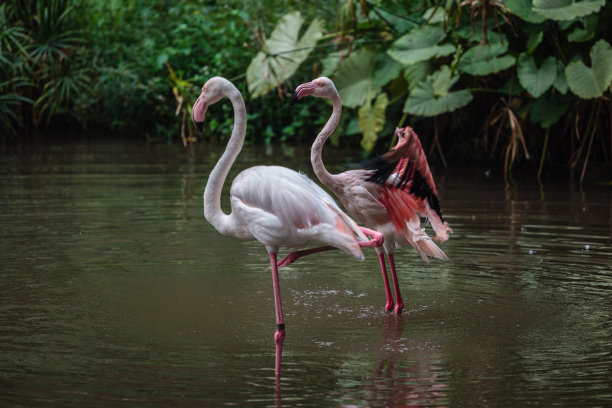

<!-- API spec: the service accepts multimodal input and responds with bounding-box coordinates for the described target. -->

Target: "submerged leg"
[388,253,404,315]
[376,249,394,312]
[269,253,286,377]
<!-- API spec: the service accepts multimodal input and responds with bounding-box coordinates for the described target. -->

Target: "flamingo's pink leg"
[377,253,394,312]
[277,227,384,268]
[269,253,286,377]
[388,254,404,315]
[277,246,335,268]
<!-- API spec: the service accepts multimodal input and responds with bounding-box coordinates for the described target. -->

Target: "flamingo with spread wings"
[193,76,382,376]
[292,77,452,315]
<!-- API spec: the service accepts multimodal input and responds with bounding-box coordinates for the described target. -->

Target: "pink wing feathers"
[367,127,452,242]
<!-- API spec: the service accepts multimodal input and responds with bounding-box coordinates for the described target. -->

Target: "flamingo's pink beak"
[192,92,208,132]
[291,82,317,106]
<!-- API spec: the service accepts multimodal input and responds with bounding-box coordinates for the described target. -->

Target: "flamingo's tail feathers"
[326,202,368,241]
[342,238,364,261]
[321,225,364,260]
[426,204,453,243]
[415,236,448,261]
[403,217,448,262]
[328,208,365,260]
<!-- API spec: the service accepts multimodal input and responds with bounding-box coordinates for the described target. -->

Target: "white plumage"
[229,165,365,258]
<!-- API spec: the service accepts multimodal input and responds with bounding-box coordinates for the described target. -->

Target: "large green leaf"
[458,42,516,76]
[320,51,344,78]
[524,27,544,54]
[455,22,509,44]
[423,6,446,24]
[432,66,452,97]
[517,54,557,98]
[498,77,526,96]
[530,93,571,128]
[332,48,379,108]
[247,12,323,98]
[567,15,598,42]
[404,61,432,91]
[505,0,547,23]
[533,0,605,21]
[565,39,612,98]
[372,55,403,89]
[403,66,473,116]
[375,7,417,34]
[387,25,455,66]
[358,93,388,151]
[553,59,569,94]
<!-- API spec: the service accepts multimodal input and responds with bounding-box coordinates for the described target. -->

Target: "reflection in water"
[274,315,449,408]
[1,142,611,407]
[359,315,448,407]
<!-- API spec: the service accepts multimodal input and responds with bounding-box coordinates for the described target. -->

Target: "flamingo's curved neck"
[311,91,341,190]
[203,85,246,235]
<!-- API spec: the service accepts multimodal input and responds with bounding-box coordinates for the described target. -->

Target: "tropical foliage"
[246,0,612,182]
[2,0,610,183]
[1,0,92,137]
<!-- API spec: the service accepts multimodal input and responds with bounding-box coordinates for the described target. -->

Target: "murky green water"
[1,141,611,407]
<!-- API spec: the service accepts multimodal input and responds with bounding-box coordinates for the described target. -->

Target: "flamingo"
[292,77,452,315]
[192,76,383,376]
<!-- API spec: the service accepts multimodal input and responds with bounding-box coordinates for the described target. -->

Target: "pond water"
[1,141,611,407]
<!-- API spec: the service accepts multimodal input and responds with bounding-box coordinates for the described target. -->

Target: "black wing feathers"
[366,156,444,222]
[366,157,397,185]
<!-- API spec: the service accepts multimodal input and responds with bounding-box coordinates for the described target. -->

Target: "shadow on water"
[1,141,611,407]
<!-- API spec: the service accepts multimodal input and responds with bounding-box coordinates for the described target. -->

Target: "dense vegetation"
[2,0,611,182]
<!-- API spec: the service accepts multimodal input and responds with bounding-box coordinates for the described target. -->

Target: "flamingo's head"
[192,76,229,133]
[393,126,416,150]
[291,77,338,106]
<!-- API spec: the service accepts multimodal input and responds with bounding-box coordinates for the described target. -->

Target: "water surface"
[1,141,611,407]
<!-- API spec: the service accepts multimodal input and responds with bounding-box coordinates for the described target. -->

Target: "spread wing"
[366,126,451,242]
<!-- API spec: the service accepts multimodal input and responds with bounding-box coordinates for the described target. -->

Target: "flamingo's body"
[222,165,370,257]
[193,76,382,376]
[293,77,452,315]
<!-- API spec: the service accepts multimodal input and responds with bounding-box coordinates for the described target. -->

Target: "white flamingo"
[292,77,452,315]
[192,76,382,376]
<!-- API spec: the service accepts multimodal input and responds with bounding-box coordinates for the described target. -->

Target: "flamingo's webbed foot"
[394,301,404,315]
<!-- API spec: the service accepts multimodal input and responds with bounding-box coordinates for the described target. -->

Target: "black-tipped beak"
[290,92,300,107]
[192,92,207,133]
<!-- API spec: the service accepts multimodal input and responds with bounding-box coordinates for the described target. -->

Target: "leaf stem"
[266,38,386,58]
[579,100,601,184]
[537,127,550,184]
